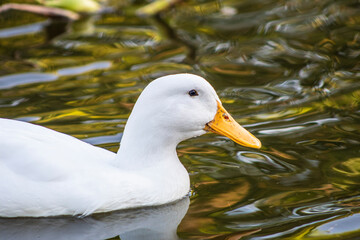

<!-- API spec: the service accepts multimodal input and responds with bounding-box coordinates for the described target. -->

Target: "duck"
[0,73,261,218]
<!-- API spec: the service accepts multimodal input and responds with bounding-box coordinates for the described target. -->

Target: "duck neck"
[115,119,182,169]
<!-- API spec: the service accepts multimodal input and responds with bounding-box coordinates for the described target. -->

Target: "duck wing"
[0,118,119,217]
[0,118,115,182]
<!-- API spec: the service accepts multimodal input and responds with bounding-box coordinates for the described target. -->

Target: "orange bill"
[205,101,261,149]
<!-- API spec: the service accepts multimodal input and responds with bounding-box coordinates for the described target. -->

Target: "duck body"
[0,118,189,217]
[0,74,260,217]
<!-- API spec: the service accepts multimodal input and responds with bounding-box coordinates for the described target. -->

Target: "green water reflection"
[0,0,360,239]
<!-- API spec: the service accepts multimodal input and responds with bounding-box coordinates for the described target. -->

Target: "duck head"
[119,73,261,152]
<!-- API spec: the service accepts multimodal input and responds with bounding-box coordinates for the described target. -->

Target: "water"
[0,0,360,239]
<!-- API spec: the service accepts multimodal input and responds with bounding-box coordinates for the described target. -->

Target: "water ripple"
[0,72,57,89]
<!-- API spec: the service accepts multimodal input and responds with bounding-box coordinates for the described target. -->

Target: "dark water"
[0,0,360,239]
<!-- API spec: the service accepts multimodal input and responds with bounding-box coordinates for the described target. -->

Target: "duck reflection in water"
[0,197,189,240]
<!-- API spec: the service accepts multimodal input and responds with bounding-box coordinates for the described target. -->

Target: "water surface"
[0,0,360,239]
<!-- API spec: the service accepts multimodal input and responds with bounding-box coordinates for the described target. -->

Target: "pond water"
[1,0,360,239]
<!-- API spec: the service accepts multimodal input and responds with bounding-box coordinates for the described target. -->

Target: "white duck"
[0,73,261,218]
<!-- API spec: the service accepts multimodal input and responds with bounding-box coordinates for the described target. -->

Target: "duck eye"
[188,89,199,97]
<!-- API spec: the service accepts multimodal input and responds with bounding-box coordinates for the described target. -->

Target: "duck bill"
[205,101,261,149]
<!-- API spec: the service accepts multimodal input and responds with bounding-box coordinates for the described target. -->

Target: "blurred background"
[0,0,360,239]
